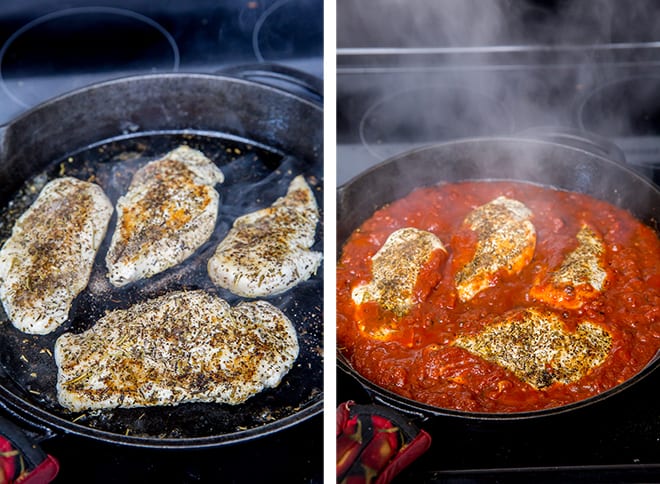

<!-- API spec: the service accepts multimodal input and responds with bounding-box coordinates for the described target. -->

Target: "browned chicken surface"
[55,289,299,411]
[453,308,612,389]
[207,175,321,297]
[351,227,446,316]
[0,177,113,334]
[106,145,224,287]
[455,196,536,302]
[529,225,608,310]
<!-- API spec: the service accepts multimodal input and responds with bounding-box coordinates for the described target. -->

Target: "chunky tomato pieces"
[337,181,660,413]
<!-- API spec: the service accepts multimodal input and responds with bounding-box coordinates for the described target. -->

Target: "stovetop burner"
[337,45,660,185]
[0,0,323,125]
[252,0,323,66]
[358,83,515,160]
[0,7,179,111]
[576,74,660,179]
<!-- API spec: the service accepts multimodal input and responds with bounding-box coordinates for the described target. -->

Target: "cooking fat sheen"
[106,145,224,287]
[54,289,299,411]
[0,177,113,334]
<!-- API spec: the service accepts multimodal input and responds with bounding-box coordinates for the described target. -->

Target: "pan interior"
[0,130,323,443]
[337,138,660,418]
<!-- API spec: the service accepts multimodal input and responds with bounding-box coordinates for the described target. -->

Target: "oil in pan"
[0,130,323,441]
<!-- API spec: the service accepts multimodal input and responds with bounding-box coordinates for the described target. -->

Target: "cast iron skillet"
[337,136,660,421]
[0,67,323,448]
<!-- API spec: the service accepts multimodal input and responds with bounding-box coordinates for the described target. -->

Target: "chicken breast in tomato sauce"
[453,307,612,389]
[106,145,224,287]
[0,177,113,335]
[337,180,660,413]
[529,224,608,310]
[455,196,536,302]
[352,227,447,317]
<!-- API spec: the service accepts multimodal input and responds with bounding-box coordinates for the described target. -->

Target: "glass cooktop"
[0,0,323,125]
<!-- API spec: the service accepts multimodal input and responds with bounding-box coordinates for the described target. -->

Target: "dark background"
[0,0,323,123]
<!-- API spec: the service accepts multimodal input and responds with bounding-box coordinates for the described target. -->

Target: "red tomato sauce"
[337,181,660,413]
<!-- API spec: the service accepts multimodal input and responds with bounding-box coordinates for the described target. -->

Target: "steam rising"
[338,0,660,183]
[338,0,660,48]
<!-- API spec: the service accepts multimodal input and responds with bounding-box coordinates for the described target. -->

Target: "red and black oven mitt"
[0,416,59,484]
[337,400,431,484]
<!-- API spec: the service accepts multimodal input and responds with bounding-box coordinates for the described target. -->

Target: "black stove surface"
[0,1,323,483]
[0,407,322,484]
[0,0,323,124]
[39,413,323,483]
[337,1,660,482]
[337,370,660,483]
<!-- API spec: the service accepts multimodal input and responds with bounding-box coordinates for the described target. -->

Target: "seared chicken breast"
[54,289,299,412]
[529,225,607,309]
[106,145,224,287]
[453,308,612,388]
[455,196,536,302]
[352,227,446,316]
[0,177,113,335]
[208,175,322,297]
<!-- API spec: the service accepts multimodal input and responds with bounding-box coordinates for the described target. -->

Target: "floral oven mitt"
[336,401,431,484]
[0,416,59,484]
